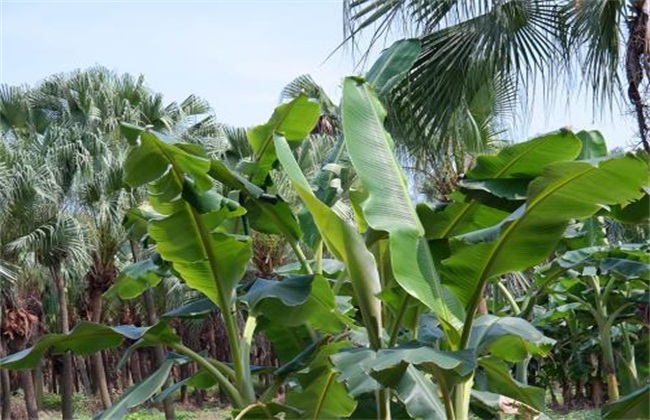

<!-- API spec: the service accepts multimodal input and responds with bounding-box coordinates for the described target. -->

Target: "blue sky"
[1,0,638,149]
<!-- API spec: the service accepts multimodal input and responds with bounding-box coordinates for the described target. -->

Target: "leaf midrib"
[155,140,227,306]
[313,372,336,419]
[351,82,419,231]
[253,99,301,162]
[444,137,560,238]
[477,163,598,295]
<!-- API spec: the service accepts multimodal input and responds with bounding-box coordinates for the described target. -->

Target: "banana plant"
[312,74,647,419]
[537,244,650,401]
[1,41,648,419]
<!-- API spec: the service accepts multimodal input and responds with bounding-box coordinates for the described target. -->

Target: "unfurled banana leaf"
[209,159,302,241]
[247,95,320,185]
[540,244,650,284]
[576,130,608,159]
[161,298,216,319]
[466,130,582,179]
[97,360,174,420]
[332,346,474,403]
[0,322,178,370]
[366,38,422,96]
[431,131,583,235]
[469,315,555,362]
[341,76,464,339]
[443,154,649,309]
[105,259,162,299]
[121,125,252,309]
[417,193,509,240]
[241,275,347,332]
[274,135,383,349]
[286,342,357,419]
[476,357,546,411]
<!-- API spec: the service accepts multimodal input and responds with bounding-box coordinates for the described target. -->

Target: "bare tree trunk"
[143,289,176,420]
[626,0,650,154]
[34,362,44,410]
[50,360,57,394]
[591,376,604,407]
[51,265,74,420]
[75,357,92,397]
[131,240,176,420]
[89,290,112,409]
[21,371,38,419]
[130,351,142,385]
[1,369,12,420]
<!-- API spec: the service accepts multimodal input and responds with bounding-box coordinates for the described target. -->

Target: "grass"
[545,409,600,419]
[12,392,600,419]
[10,393,230,420]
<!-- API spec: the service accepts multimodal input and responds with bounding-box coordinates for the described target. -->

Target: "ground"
[8,393,600,419]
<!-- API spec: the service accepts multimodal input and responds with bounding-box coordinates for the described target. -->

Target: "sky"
[1,0,640,150]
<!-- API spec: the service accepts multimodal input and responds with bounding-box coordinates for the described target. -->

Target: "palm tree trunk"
[21,371,38,419]
[1,369,11,420]
[34,362,44,410]
[51,264,74,420]
[626,0,650,154]
[89,290,112,409]
[75,356,92,397]
[144,289,176,420]
[131,240,175,420]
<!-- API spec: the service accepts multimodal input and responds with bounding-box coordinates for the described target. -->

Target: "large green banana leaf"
[443,154,649,309]
[0,322,178,369]
[469,315,555,362]
[422,131,583,243]
[241,275,348,333]
[477,357,546,411]
[286,342,357,419]
[106,259,162,299]
[341,76,464,338]
[98,360,174,420]
[417,193,510,240]
[209,159,302,242]
[366,38,422,97]
[540,244,650,283]
[332,345,474,405]
[248,95,320,185]
[274,135,383,349]
[121,125,252,309]
[466,130,582,179]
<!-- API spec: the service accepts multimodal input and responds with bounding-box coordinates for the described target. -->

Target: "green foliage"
[0,322,178,369]
[2,61,648,420]
[98,361,174,420]
[602,384,650,419]
[247,95,320,185]
[342,76,464,341]
[365,38,422,97]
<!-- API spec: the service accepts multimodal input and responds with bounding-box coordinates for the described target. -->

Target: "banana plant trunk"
[89,289,112,409]
[51,264,74,420]
[601,328,619,400]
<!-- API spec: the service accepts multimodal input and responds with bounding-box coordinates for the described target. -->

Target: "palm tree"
[343,0,650,183]
[0,138,65,418]
[2,126,90,418]
[0,66,222,417]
